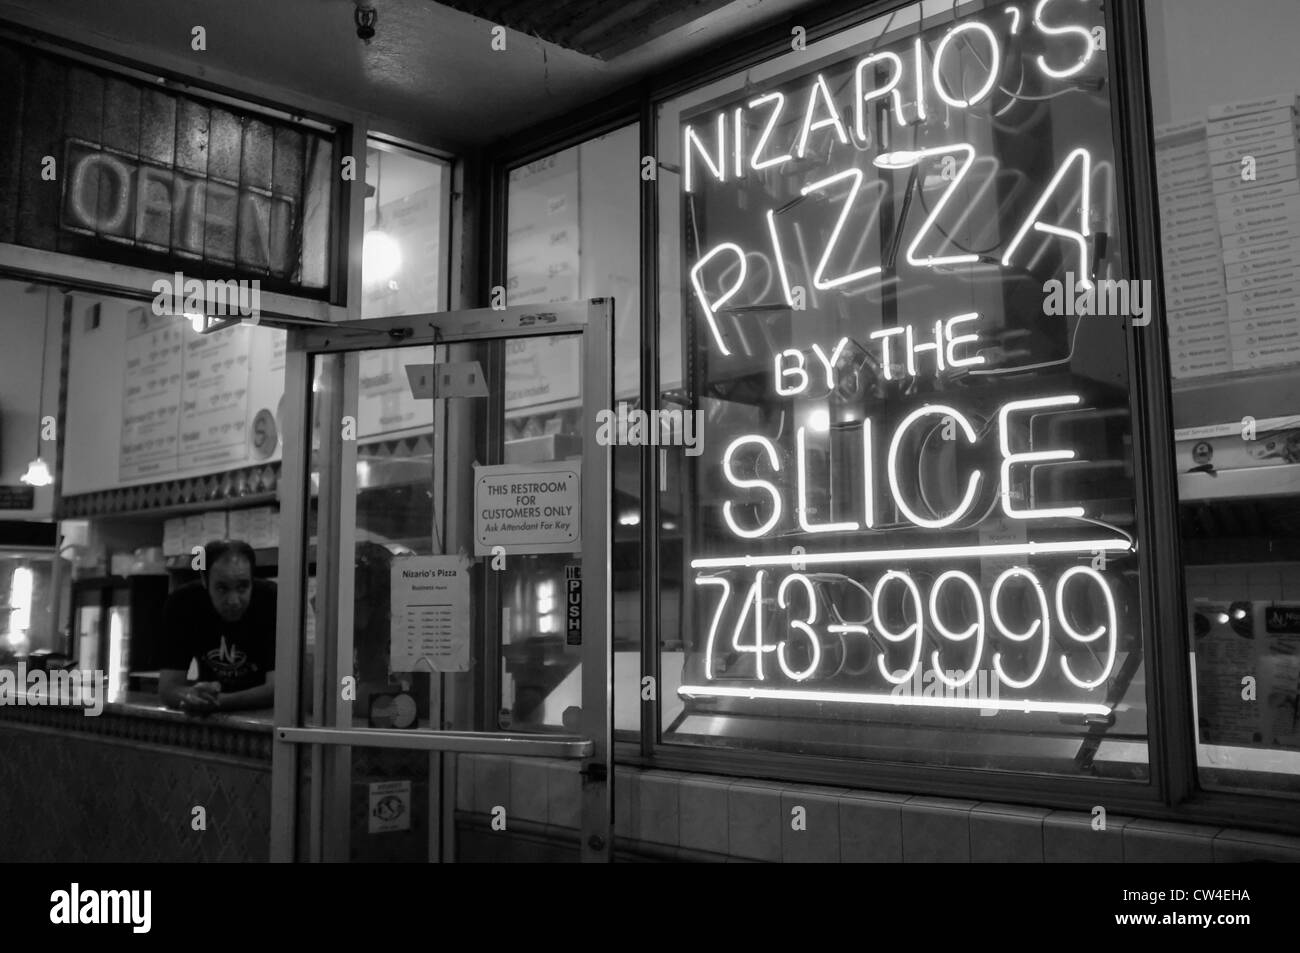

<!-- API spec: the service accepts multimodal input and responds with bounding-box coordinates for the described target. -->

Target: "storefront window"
[361,141,451,319]
[1147,0,1300,797]
[656,0,1150,776]
[504,125,641,734]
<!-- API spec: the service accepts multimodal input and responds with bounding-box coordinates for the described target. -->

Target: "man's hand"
[176,683,219,714]
[210,673,275,713]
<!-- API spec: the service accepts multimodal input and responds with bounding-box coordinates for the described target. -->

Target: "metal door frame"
[270,299,614,863]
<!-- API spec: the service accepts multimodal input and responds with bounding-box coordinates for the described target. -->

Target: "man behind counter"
[159,539,276,714]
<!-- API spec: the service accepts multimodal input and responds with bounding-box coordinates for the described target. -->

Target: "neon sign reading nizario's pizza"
[678,1,1135,718]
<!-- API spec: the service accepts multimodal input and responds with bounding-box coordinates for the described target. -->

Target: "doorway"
[268,300,614,862]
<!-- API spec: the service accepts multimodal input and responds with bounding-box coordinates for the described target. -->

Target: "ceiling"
[0,0,818,151]
[430,0,739,59]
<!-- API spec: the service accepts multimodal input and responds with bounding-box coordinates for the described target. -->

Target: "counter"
[0,690,272,862]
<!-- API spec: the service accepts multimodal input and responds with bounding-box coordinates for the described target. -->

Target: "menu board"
[505,150,582,414]
[506,150,581,305]
[1155,121,1232,379]
[389,555,471,673]
[503,336,581,413]
[120,310,252,479]
[1194,601,1300,752]
[1158,93,1300,378]
[357,348,435,436]
[178,322,253,471]
[64,295,437,496]
[1211,94,1300,371]
[120,310,185,480]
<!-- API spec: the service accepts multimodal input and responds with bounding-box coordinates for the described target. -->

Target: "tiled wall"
[453,755,1300,862]
[0,724,271,862]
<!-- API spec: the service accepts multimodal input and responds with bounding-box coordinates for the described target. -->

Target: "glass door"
[270,300,614,862]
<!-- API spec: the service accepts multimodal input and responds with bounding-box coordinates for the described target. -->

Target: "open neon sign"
[677,1,1133,719]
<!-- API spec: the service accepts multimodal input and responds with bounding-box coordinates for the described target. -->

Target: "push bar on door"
[277,727,594,758]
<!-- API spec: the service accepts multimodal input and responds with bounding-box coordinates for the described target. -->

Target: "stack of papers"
[1156,119,1231,378]
[1208,94,1300,371]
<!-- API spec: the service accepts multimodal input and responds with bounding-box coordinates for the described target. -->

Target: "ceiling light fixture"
[354,3,377,43]
[20,310,54,487]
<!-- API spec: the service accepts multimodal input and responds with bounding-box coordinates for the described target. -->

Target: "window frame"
[482,0,1300,836]
[489,111,644,739]
[360,133,457,318]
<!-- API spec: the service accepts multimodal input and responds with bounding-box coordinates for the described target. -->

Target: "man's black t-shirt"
[160,579,277,693]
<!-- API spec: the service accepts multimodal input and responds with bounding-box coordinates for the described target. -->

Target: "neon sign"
[676,1,1135,723]
[60,139,298,277]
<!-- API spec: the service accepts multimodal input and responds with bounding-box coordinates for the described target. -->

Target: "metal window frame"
[270,299,615,862]
[352,133,458,319]
[481,0,1300,835]
[1113,0,1300,835]
[485,106,647,758]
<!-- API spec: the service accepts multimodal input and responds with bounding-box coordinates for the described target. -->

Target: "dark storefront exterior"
[0,0,1297,866]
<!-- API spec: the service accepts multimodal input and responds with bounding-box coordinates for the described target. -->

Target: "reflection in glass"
[362,142,451,319]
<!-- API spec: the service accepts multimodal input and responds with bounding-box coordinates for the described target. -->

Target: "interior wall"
[1148,0,1300,123]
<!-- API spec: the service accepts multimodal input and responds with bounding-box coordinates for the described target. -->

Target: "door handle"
[277,726,593,758]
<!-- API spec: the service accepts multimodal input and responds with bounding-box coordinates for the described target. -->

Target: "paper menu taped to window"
[389,555,471,673]
[1193,601,1300,752]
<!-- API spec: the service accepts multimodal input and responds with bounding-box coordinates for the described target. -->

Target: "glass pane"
[306,329,596,739]
[657,0,1148,777]
[299,357,326,727]
[362,142,450,319]
[505,125,641,736]
[346,746,434,862]
[297,325,596,860]
[352,344,438,729]
[292,745,439,862]
[495,334,585,731]
[293,743,312,862]
[303,345,442,729]
[1146,0,1300,797]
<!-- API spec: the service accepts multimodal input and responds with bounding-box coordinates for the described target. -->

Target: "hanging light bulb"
[20,457,53,487]
[363,230,402,283]
[21,310,54,487]
[364,147,402,285]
